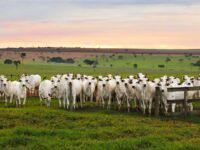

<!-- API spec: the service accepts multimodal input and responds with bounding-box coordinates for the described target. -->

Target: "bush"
[4,59,13,64]
[118,55,123,60]
[158,65,165,68]
[83,59,98,65]
[165,57,171,62]
[192,60,200,67]
[134,64,138,69]
[66,58,75,64]
[48,57,75,64]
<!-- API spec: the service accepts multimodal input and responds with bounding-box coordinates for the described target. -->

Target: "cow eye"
[58,80,60,82]
[51,80,54,82]
[26,80,28,82]
[19,80,22,82]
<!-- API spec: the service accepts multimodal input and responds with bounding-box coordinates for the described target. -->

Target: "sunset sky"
[0,0,200,49]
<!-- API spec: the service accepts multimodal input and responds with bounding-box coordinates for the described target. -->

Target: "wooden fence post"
[183,88,188,116]
[155,87,161,116]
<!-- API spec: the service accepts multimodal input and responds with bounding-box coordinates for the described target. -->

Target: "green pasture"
[0,54,200,149]
[0,98,199,150]
[0,54,199,80]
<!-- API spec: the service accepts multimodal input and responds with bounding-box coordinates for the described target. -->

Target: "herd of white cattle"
[0,73,200,114]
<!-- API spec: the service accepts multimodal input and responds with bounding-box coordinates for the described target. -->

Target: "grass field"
[0,54,200,149]
[0,98,200,150]
[0,54,199,80]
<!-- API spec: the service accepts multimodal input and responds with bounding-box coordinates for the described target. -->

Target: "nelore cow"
[0,73,199,115]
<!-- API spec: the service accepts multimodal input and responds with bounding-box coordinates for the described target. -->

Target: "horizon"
[1,0,200,49]
[1,46,200,51]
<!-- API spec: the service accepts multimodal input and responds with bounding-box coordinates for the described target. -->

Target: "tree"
[193,60,200,67]
[20,53,26,63]
[13,60,21,70]
[118,55,123,60]
[158,64,165,68]
[83,59,98,65]
[133,64,138,69]
[4,59,12,64]
[165,57,171,62]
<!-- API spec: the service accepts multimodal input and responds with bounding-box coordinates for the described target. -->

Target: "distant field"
[0,54,199,79]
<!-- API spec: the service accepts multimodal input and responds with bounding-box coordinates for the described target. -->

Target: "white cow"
[21,74,41,95]
[67,78,83,109]
[39,80,53,107]
[2,78,30,107]
[0,75,7,98]
[114,76,129,111]
[160,80,195,113]
[83,76,96,102]
[97,77,110,107]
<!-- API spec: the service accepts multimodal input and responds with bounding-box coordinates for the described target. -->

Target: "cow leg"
[141,100,146,114]
[73,95,76,110]
[80,93,83,108]
[59,98,62,108]
[148,100,152,115]
[172,103,176,113]
[102,97,105,108]
[10,94,13,103]
[66,97,69,109]
[126,96,130,112]
[63,98,66,109]
[5,95,8,106]
[47,100,51,107]
[90,94,94,102]
[116,96,121,111]
[18,97,21,107]
[16,98,19,107]
[188,103,193,112]
[107,94,111,110]
[83,94,86,103]
[23,96,27,106]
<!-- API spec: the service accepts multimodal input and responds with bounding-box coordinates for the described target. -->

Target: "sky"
[0,0,200,49]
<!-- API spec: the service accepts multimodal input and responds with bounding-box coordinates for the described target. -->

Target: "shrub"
[47,57,75,64]
[83,59,98,65]
[118,55,123,60]
[66,58,75,64]
[134,64,138,69]
[4,59,13,64]
[165,57,171,62]
[192,60,200,67]
[158,65,165,68]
